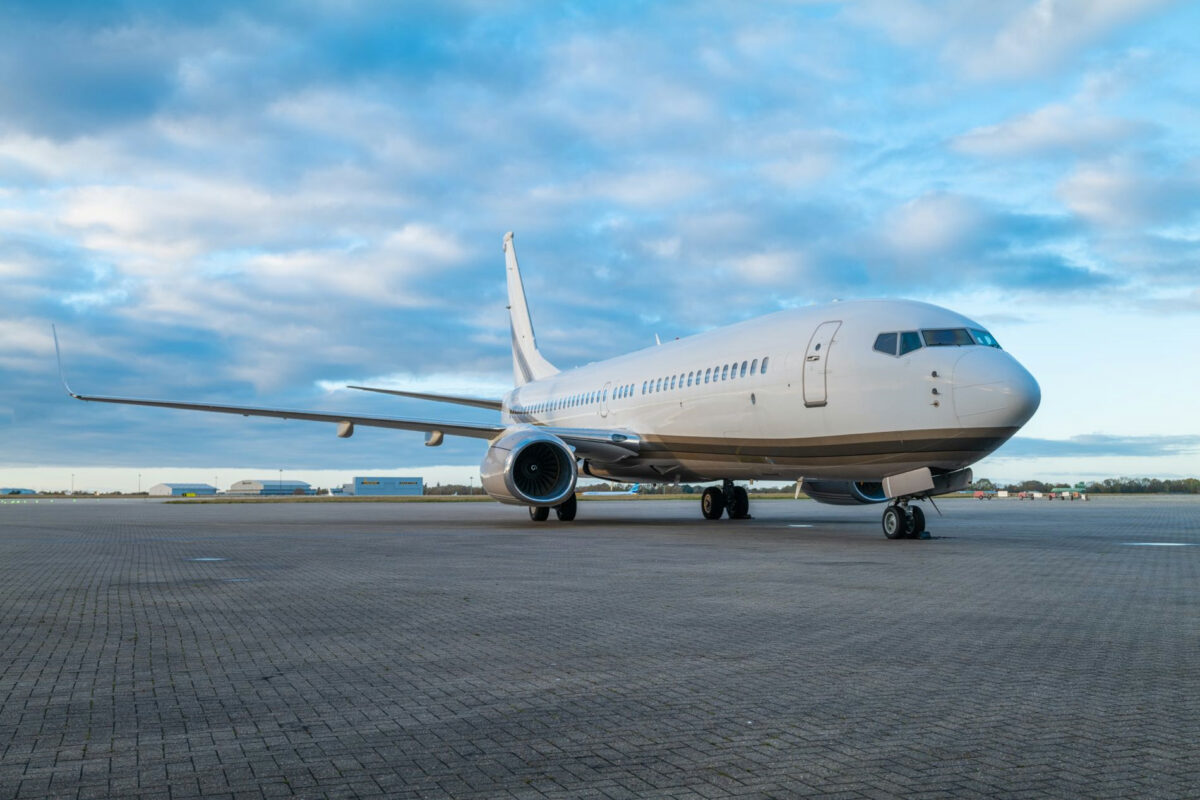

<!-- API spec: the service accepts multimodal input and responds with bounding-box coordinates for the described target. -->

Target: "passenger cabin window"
[704,368,711,383]
[721,364,729,381]
[750,358,758,375]
[740,361,748,378]
[761,357,769,374]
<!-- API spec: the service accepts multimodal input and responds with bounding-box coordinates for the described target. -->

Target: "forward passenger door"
[803,321,841,408]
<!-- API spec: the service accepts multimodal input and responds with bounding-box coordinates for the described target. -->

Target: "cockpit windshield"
[969,329,1001,348]
[873,326,1002,356]
[922,328,974,347]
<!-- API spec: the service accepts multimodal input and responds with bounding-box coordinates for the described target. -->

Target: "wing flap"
[346,385,503,411]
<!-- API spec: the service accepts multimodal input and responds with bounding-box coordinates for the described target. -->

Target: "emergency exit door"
[803,321,841,408]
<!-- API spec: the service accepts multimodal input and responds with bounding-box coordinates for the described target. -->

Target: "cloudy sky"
[2,0,1198,492]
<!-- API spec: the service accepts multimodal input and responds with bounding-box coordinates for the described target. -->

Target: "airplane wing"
[53,328,639,458]
[53,328,504,441]
[346,385,503,411]
[62,388,507,440]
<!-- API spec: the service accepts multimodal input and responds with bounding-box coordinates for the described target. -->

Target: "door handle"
[807,355,820,362]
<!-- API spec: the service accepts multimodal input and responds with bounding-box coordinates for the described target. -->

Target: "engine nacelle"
[800,479,889,506]
[480,428,577,506]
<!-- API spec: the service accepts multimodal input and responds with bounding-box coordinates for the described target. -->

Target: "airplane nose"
[952,349,1040,428]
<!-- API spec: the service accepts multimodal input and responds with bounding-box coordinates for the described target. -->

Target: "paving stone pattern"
[2,496,1199,799]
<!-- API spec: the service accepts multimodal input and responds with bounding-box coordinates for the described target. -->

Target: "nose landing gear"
[882,502,927,539]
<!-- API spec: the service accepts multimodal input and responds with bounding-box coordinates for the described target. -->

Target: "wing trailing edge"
[346,385,502,411]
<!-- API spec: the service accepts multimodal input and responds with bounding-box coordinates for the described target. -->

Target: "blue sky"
[2,0,1198,492]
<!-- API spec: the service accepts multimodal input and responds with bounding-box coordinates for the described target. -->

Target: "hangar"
[344,476,423,496]
[148,483,217,497]
[228,479,314,496]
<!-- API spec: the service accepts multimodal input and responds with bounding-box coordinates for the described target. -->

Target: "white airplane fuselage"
[500,299,1039,484]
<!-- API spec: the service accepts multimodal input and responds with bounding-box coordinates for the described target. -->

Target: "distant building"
[148,483,217,497]
[228,479,315,496]
[344,477,423,496]
[0,487,36,496]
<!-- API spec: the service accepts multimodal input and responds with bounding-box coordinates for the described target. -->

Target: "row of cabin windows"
[873,328,1002,357]
[509,356,771,417]
[642,356,768,396]
[512,387,614,417]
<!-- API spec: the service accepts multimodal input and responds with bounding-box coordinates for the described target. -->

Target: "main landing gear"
[881,502,927,539]
[529,493,577,523]
[701,480,751,521]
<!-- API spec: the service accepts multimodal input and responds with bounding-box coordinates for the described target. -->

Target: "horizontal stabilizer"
[347,385,502,411]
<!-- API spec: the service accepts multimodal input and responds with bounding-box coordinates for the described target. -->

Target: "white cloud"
[883,193,986,257]
[316,371,512,398]
[953,0,1170,80]
[1058,161,1200,227]
[730,250,806,285]
[954,103,1149,157]
[849,0,1171,80]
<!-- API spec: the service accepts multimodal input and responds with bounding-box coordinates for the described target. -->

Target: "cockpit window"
[873,332,898,356]
[899,331,922,355]
[922,328,974,347]
[970,328,1002,348]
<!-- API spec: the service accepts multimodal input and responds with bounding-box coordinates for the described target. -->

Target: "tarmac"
[1,495,1198,799]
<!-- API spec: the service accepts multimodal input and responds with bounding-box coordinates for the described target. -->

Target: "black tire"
[910,506,926,535]
[728,486,750,519]
[529,506,550,522]
[555,494,577,522]
[882,506,905,539]
[701,487,725,520]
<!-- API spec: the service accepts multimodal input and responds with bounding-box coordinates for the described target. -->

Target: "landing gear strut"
[701,480,752,520]
[554,493,577,522]
[529,493,577,522]
[882,502,926,539]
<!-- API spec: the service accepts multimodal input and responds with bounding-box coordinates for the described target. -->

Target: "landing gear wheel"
[728,486,750,519]
[909,506,926,537]
[701,487,725,520]
[882,506,905,539]
[554,494,577,522]
[529,506,549,522]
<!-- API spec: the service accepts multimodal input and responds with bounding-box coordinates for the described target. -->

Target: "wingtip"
[51,324,81,399]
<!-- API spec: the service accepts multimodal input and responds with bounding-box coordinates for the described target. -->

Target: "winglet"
[51,325,81,399]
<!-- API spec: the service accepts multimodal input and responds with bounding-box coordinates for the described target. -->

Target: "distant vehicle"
[582,483,642,497]
[56,232,1040,538]
[973,490,995,500]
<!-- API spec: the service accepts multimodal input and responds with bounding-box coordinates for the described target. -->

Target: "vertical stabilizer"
[504,232,558,386]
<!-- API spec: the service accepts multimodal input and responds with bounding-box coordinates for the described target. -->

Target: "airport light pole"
[70,473,74,495]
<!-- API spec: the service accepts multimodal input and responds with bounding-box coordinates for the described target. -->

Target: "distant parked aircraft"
[582,483,642,497]
[57,232,1039,538]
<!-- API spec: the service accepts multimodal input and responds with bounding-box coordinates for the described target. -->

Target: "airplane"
[582,483,642,496]
[55,231,1040,538]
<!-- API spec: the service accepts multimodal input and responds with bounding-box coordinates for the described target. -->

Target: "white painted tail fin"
[504,232,558,386]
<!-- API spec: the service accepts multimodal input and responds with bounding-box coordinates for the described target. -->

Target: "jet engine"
[800,479,889,506]
[480,428,577,506]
